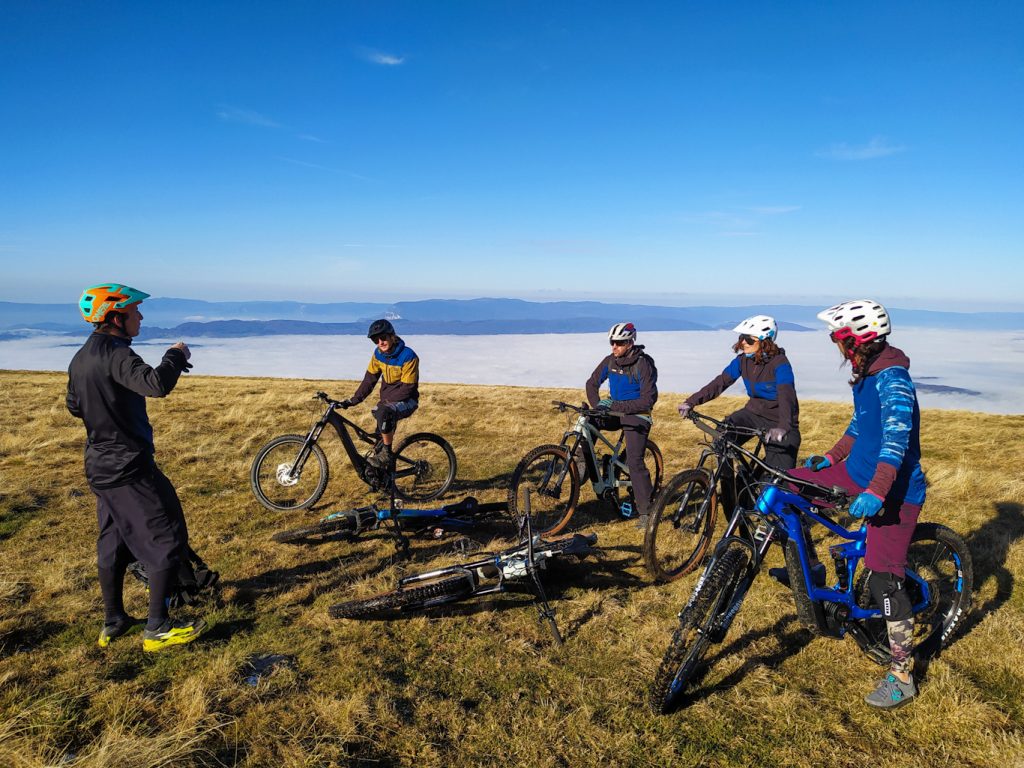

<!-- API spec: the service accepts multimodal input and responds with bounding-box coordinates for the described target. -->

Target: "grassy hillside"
[1,370,1022,767]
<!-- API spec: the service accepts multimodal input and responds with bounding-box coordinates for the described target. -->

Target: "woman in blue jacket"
[790,299,925,709]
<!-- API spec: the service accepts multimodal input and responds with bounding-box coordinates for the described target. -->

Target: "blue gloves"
[849,492,884,519]
[597,398,612,411]
[804,454,832,472]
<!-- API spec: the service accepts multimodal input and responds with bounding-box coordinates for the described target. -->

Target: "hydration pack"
[127,544,220,609]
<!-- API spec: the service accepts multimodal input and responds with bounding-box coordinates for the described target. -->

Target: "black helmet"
[367,318,395,340]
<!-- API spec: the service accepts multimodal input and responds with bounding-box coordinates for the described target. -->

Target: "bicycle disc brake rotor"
[275,463,300,486]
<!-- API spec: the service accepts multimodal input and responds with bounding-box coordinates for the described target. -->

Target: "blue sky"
[2,1,1022,309]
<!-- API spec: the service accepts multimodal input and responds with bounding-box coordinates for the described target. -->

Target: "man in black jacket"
[67,283,206,652]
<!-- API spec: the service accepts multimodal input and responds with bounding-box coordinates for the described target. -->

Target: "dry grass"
[0,369,1022,767]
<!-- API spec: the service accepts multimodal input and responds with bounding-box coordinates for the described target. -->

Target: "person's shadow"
[915,500,1022,678]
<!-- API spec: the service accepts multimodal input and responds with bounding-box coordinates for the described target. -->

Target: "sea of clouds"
[3,329,1022,414]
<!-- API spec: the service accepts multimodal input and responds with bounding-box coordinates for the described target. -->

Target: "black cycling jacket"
[66,332,189,489]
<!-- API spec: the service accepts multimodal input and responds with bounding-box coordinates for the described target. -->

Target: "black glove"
[339,399,353,409]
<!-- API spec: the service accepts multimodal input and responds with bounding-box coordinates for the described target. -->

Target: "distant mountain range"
[2,298,1022,339]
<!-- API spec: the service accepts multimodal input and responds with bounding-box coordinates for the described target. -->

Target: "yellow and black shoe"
[97,615,143,649]
[142,618,208,652]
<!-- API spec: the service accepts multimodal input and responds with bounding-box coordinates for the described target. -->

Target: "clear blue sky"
[2,1,1022,309]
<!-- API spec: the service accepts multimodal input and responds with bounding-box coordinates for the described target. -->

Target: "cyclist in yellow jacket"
[341,319,419,467]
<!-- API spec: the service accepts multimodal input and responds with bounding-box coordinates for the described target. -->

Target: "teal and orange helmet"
[79,284,150,324]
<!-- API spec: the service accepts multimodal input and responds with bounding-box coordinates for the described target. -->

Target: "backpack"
[126,544,220,609]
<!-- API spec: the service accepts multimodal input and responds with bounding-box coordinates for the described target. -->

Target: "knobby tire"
[508,444,581,536]
[250,434,330,512]
[392,432,457,502]
[643,469,718,582]
[650,545,750,713]
[328,574,473,619]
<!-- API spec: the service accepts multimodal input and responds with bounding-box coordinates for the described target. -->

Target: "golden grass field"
[1,369,1022,767]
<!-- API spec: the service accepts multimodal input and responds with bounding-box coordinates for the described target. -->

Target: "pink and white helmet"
[732,315,778,341]
[817,299,891,345]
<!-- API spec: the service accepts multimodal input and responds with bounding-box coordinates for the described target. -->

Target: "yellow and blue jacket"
[350,338,419,405]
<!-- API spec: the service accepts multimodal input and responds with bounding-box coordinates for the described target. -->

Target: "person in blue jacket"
[789,299,925,709]
[678,315,801,471]
[585,323,659,526]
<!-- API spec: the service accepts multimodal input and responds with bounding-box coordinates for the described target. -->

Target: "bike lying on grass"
[271,495,508,557]
[508,400,663,535]
[651,419,973,714]
[328,491,598,645]
[250,391,457,511]
[643,409,769,583]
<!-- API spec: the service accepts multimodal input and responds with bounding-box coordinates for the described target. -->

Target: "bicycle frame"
[555,403,636,498]
[290,393,422,487]
[696,443,936,644]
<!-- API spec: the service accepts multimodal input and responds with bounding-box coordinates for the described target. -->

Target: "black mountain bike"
[250,391,457,511]
[643,409,767,583]
[328,492,598,645]
[508,401,663,535]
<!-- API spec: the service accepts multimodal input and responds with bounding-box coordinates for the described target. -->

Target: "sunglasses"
[610,340,631,347]
[738,335,758,345]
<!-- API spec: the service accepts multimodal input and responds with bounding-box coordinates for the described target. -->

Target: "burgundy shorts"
[788,463,921,577]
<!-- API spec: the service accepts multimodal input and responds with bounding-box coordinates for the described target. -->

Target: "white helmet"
[733,315,777,341]
[608,322,636,343]
[817,299,891,345]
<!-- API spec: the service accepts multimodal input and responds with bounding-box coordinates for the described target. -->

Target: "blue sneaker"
[865,673,917,709]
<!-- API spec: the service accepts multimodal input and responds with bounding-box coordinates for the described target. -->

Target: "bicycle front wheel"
[328,573,473,619]
[650,545,750,713]
[643,469,718,583]
[508,444,581,536]
[393,433,457,501]
[250,434,329,511]
[271,513,357,543]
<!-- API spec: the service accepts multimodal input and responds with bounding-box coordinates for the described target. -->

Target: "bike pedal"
[619,501,634,519]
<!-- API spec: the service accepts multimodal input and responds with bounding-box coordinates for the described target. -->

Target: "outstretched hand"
[677,403,692,418]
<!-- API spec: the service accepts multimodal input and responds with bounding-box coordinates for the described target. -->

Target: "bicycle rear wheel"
[328,573,473,619]
[250,434,330,511]
[853,522,973,663]
[508,444,581,536]
[393,433,457,501]
[650,544,750,713]
[643,469,718,582]
[271,513,358,543]
[614,439,665,514]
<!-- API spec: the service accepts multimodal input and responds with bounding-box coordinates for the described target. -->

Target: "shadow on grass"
[916,500,1022,679]
[656,612,812,713]
[0,618,68,658]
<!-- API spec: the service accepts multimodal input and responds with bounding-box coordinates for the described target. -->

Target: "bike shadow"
[916,500,1022,678]
[450,471,516,495]
[665,612,813,711]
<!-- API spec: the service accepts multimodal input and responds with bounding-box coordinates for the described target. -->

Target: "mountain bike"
[271,495,507,555]
[250,391,457,511]
[508,401,663,535]
[328,492,598,645]
[643,409,768,583]
[649,426,973,714]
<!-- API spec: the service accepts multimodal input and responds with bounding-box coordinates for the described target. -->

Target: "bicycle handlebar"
[684,410,848,505]
[686,409,766,440]
[551,400,626,419]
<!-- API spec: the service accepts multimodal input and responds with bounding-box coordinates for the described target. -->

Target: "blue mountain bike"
[651,414,973,713]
